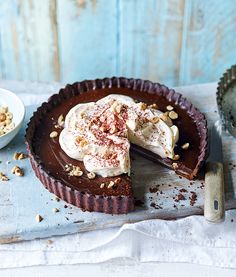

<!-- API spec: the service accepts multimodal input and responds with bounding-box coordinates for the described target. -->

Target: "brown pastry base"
[26,77,208,214]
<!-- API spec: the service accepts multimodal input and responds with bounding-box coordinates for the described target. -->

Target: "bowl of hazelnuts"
[0,88,25,149]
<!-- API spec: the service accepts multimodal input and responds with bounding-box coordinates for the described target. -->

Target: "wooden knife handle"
[204,161,225,223]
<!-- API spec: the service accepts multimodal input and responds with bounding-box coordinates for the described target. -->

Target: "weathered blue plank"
[118,0,185,87]
[179,0,236,85]
[57,0,118,82]
[0,0,59,82]
[0,0,236,86]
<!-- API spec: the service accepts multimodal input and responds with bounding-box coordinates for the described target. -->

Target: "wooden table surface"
[0,80,236,276]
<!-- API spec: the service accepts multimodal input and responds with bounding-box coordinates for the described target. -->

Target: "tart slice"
[26,78,208,214]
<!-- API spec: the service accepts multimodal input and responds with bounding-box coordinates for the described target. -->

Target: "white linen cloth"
[0,81,236,269]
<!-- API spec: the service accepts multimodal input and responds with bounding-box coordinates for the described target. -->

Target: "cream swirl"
[59,95,179,177]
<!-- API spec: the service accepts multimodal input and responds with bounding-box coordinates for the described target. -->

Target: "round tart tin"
[217,65,236,137]
[25,77,208,214]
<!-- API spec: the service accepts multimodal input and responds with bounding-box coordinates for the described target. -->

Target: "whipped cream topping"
[59,95,179,177]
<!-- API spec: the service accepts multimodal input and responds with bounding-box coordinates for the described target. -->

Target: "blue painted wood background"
[0,0,235,87]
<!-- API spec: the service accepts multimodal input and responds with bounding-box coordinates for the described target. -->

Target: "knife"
[204,120,225,223]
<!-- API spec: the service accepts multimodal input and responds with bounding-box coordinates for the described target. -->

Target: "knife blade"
[204,120,225,223]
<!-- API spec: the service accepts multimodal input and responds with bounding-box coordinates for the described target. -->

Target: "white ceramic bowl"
[0,88,25,149]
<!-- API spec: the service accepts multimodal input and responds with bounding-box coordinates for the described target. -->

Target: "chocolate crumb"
[149,186,158,193]
[150,202,163,209]
[190,191,197,206]
[47,239,53,245]
[176,193,185,201]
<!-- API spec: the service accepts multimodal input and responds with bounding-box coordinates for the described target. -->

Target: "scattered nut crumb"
[76,136,88,148]
[150,117,159,124]
[166,105,174,111]
[53,195,60,202]
[114,177,121,184]
[57,114,64,127]
[52,208,59,213]
[50,131,58,138]
[72,169,83,177]
[149,103,158,109]
[13,152,27,160]
[47,239,53,245]
[100,183,105,188]
[65,164,83,177]
[168,111,178,120]
[159,113,173,126]
[139,102,147,110]
[173,154,180,161]
[35,214,43,223]
[181,143,190,150]
[107,181,115,189]
[11,166,24,176]
[110,125,117,134]
[69,165,83,177]
[172,162,178,170]
[0,106,15,136]
[0,172,9,181]
[87,172,96,179]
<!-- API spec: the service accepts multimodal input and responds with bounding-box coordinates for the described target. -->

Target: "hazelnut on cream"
[59,95,180,178]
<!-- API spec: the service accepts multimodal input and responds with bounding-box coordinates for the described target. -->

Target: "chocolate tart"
[26,77,208,214]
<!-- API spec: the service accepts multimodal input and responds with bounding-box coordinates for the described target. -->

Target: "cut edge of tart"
[25,77,208,214]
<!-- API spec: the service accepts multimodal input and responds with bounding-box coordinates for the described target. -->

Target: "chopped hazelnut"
[79,139,88,148]
[78,111,84,118]
[52,208,59,213]
[53,195,60,202]
[139,102,147,110]
[149,103,158,109]
[159,113,173,127]
[114,177,121,184]
[166,105,174,111]
[0,106,8,113]
[57,114,64,127]
[169,111,178,120]
[110,125,117,134]
[173,154,180,161]
[99,126,106,132]
[172,162,178,170]
[14,152,27,160]
[0,113,6,122]
[181,143,190,150]
[100,183,105,189]
[0,106,15,136]
[150,117,159,124]
[87,172,96,179]
[50,131,58,138]
[107,181,115,188]
[35,214,43,223]
[13,152,20,160]
[18,153,26,160]
[11,166,24,176]
[71,169,83,177]
[0,172,9,181]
